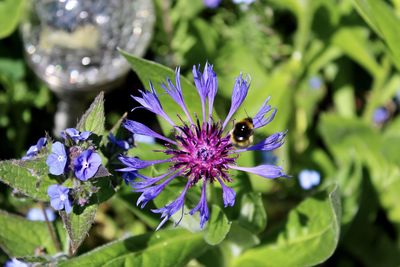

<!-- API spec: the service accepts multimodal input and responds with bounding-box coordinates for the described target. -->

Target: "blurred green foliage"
[1,0,400,266]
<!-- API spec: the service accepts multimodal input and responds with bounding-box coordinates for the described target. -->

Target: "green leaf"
[204,205,231,245]
[341,176,400,267]
[58,229,209,267]
[0,59,25,81]
[119,50,202,131]
[0,210,63,257]
[0,0,25,39]
[318,115,400,224]
[116,194,160,229]
[76,92,105,136]
[60,204,98,254]
[318,114,382,165]
[233,185,341,267]
[0,154,55,202]
[224,223,260,256]
[238,192,267,234]
[353,0,400,70]
[331,27,380,76]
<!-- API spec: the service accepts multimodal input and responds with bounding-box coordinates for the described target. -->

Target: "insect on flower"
[230,117,254,147]
[118,63,288,230]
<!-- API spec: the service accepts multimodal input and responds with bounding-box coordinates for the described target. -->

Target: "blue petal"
[47,184,60,199]
[123,120,176,145]
[50,198,63,211]
[46,143,67,176]
[189,181,209,228]
[52,142,66,157]
[205,63,218,121]
[136,176,175,208]
[79,131,92,140]
[64,198,73,214]
[222,74,250,129]
[230,164,287,179]
[237,131,287,152]
[74,150,102,181]
[132,83,175,126]
[162,68,194,124]
[216,178,236,207]
[118,156,171,171]
[253,97,277,129]
[151,181,190,231]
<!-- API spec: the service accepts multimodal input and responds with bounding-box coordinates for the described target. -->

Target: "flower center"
[167,121,236,185]
[59,193,67,201]
[57,155,64,162]
[197,147,212,161]
[83,161,89,169]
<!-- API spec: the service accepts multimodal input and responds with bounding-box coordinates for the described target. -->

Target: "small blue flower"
[61,128,91,143]
[4,258,29,267]
[299,170,320,190]
[308,76,322,90]
[47,184,72,213]
[108,133,130,150]
[372,107,389,124]
[74,150,102,181]
[22,137,47,160]
[26,207,56,222]
[203,0,221,8]
[46,142,67,175]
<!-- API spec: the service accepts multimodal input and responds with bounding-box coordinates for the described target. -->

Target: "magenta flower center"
[166,121,236,185]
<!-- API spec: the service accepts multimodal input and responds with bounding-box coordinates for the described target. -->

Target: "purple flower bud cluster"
[45,128,105,214]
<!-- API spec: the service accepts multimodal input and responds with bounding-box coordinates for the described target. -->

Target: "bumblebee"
[230,117,254,147]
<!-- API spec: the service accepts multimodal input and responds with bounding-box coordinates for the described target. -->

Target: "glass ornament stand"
[20,0,155,135]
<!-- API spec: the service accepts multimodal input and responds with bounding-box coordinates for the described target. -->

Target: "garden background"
[1,0,400,266]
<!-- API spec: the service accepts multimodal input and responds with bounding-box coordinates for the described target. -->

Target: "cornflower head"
[119,63,287,230]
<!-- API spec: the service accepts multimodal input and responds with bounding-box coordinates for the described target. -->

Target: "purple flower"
[4,258,29,267]
[22,137,47,160]
[120,63,287,230]
[372,107,389,124]
[74,150,102,181]
[61,128,91,143]
[46,142,67,175]
[26,207,56,222]
[204,0,221,8]
[299,170,320,190]
[47,184,72,213]
[108,133,130,150]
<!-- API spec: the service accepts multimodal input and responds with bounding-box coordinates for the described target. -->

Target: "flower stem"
[40,202,61,252]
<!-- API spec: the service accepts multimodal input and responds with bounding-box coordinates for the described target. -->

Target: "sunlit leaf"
[58,229,209,267]
[233,185,341,267]
[0,0,25,39]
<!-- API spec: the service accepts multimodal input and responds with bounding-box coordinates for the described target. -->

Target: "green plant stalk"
[40,202,61,252]
[363,54,391,122]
